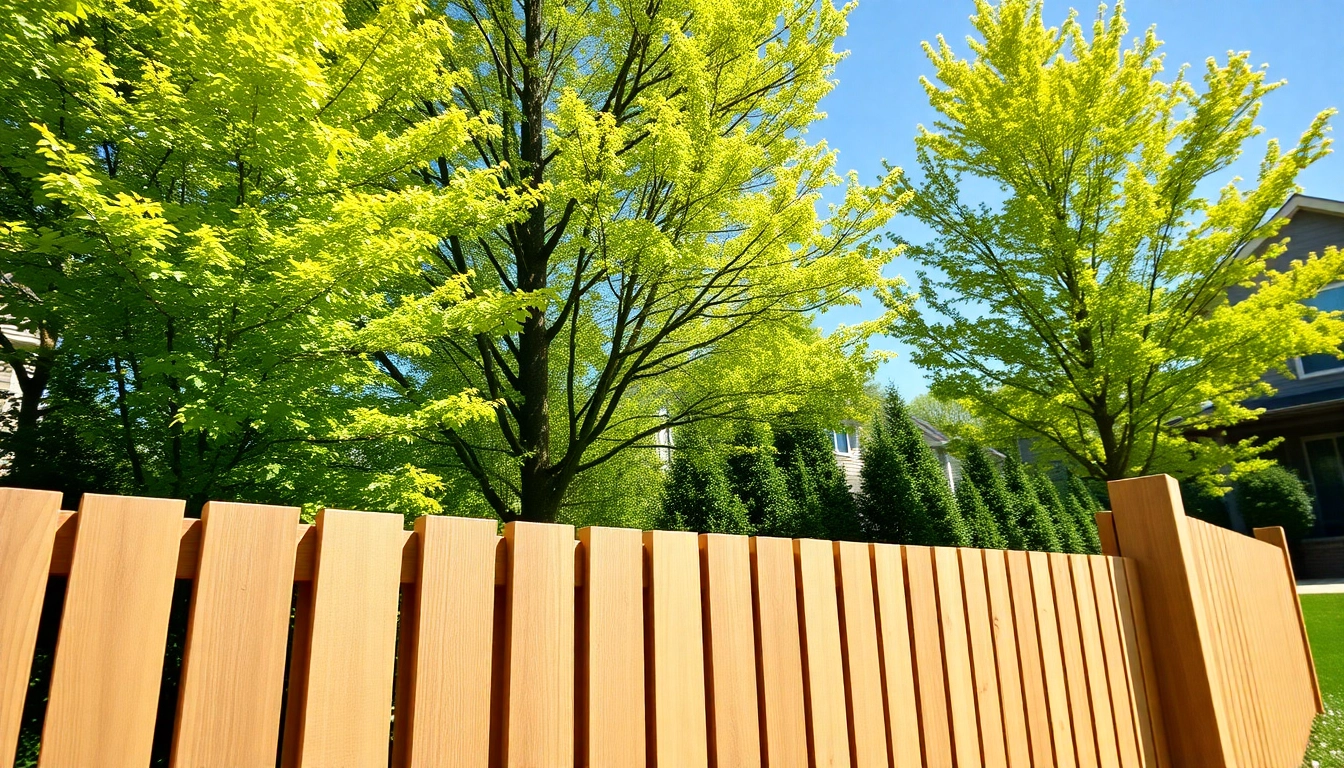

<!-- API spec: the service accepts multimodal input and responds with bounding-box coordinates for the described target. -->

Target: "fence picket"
[579,526,646,768]
[835,541,889,768]
[905,546,952,768]
[701,533,761,768]
[645,530,708,767]
[751,536,809,768]
[872,543,922,768]
[960,548,1007,768]
[795,537,852,768]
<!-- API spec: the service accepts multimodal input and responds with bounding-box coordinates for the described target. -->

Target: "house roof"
[1231,193,1344,261]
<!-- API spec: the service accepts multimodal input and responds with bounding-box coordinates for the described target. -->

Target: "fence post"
[1253,526,1325,714]
[1107,474,1236,768]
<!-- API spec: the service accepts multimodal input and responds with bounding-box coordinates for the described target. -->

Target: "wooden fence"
[0,474,1319,768]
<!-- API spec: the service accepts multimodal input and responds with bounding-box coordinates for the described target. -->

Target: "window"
[1304,435,1344,536]
[832,430,852,454]
[1297,283,1344,376]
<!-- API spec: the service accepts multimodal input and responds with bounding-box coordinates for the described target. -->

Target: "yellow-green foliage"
[888,0,1344,483]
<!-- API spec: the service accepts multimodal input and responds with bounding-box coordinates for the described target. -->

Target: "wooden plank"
[1253,527,1324,713]
[795,537,852,768]
[1006,550,1054,768]
[1192,525,1253,767]
[1107,475,1233,767]
[872,544,921,768]
[396,515,499,767]
[959,549,1007,768]
[1071,556,1119,768]
[0,488,61,767]
[1096,512,1119,557]
[280,582,313,768]
[501,521,575,767]
[170,502,300,767]
[578,527,645,768]
[933,547,980,768]
[1089,557,1142,768]
[295,509,404,768]
[905,546,952,768]
[751,537,808,768]
[1113,559,1169,768]
[1051,554,1099,768]
[38,493,185,768]
[701,533,761,768]
[645,530,708,767]
[1030,551,1077,768]
[985,550,1031,768]
[835,541,889,768]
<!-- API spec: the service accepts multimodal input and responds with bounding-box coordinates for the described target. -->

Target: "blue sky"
[815,0,1344,397]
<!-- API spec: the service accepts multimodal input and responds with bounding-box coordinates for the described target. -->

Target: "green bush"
[1235,465,1316,540]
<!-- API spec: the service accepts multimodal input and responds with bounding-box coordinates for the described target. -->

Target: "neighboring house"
[1224,194,1344,576]
[0,323,38,410]
[831,417,963,494]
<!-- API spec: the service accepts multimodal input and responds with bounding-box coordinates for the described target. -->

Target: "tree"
[885,0,1344,485]
[363,0,904,522]
[1003,452,1061,552]
[775,423,862,540]
[1032,472,1085,554]
[1236,465,1316,540]
[0,0,524,514]
[962,444,1026,549]
[727,423,800,536]
[660,426,752,535]
[1064,477,1104,554]
[957,474,1006,549]
[859,388,969,547]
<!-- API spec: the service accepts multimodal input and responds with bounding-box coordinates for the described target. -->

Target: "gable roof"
[1232,193,1344,261]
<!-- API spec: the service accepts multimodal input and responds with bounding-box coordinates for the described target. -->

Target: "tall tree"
[366,0,903,522]
[1003,452,1061,552]
[727,423,800,536]
[1032,471,1085,554]
[660,426,752,535]
[956,474,1006,550]
[886,0,1344,484]
[962,444,1026,549]
[775,423,862,540]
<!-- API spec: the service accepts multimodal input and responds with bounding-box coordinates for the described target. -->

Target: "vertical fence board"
[1071,556,1119,768]
[905,546,952,768]
[1089,557,1141,768]
[795,538,851,768]
[1051,553,1098,768]
[1006,550,1054,768]
[645,530,707,768]
[0,489,61,767]
[751,537,808,768]
[933,547,980,768]
[984,550,1031,768]
[171,502,300,767]
[579,526,645,768]
[960,549,1007,768]
[501,521,575,767]
[280,580,314,768]
[398,515,499,767]
[1031,551,1077,768]
[39,494,185,768]
[1253,527,1323,713]
[1111,559,1168,768]
[701,534,761,768]
[835,541,889,768]
[872,544,922,768]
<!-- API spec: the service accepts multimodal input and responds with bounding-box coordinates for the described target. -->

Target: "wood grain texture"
[0,488,61,767]
[1096,512,1119,557]
[985,550,1031,768]
[1006,550,1054,768]
[1050,553,1098,768]
[834,541,889,768]
[1253,526,1323,714]
[295,509,405,768]
[1089,557,1142,768]
[904,546,952,768]
[959,549,1007,768]
[280,581,313,768]
[700,534,761,768]
[1070,556,1119,768]
[1030,551,1077,768]
[502,521,576,768]
[1107,475,1233,768]
[399,515,500,767]
[932,547,979,768]
[171,502,300,768]
[794,537,852,768]
[1112,559,1169,768]
[579,526,646,768]
[644,530,707,768]
[38,493,185,768]
[751,537,808,768]
[871,544,921,768]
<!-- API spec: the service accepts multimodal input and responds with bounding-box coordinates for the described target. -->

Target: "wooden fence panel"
[1006,550,1054,767]
[835,541,889,768]
[294,508,404,768]
[795,537,851,768]
[1088,557,1142,768]
[0,488,61,767]
[905,546,952,768]
[933,547,980,768]
[871,543,921,768]
[1050,553,1098,768]
[171,502,299,768]
[984,550,1031,768]
[39,494,185,768]
[701,533,761,768]
[1031,551,1077,768]
[645,530,707,768]
[959,549,1007,768]
[578,526,645,768]
[1071,555,1120,768]
[751,536,808,768]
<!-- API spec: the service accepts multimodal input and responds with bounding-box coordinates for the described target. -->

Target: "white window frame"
[832,428,857,455]
[1293,281,1344,378]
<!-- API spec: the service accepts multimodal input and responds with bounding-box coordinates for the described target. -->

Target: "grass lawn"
[1303,593,1344,767]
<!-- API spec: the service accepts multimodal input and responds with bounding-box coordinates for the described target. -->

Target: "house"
[0,323,37,410]
[1224,193,1344,576]
[830,417,963,494]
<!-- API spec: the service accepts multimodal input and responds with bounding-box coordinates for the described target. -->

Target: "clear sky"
[815,0,1344,397]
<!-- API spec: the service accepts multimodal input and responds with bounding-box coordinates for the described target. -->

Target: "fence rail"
[0,474,1320,768]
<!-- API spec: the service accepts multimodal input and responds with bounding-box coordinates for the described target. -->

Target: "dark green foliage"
[1064,485,1103,554]
[1236,465,1316,540]
[660,427,752,535]
[727,423,800,536]
[775,424,862,540]
[1003,452,1062,552]
[858,388,969,546]
[962,444,1026,549]
[1179,479,1232,528]
[1033,471,1085,553]
[957,474,1006,549]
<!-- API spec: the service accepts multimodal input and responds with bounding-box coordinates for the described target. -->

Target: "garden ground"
[1303,593,1344,766]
